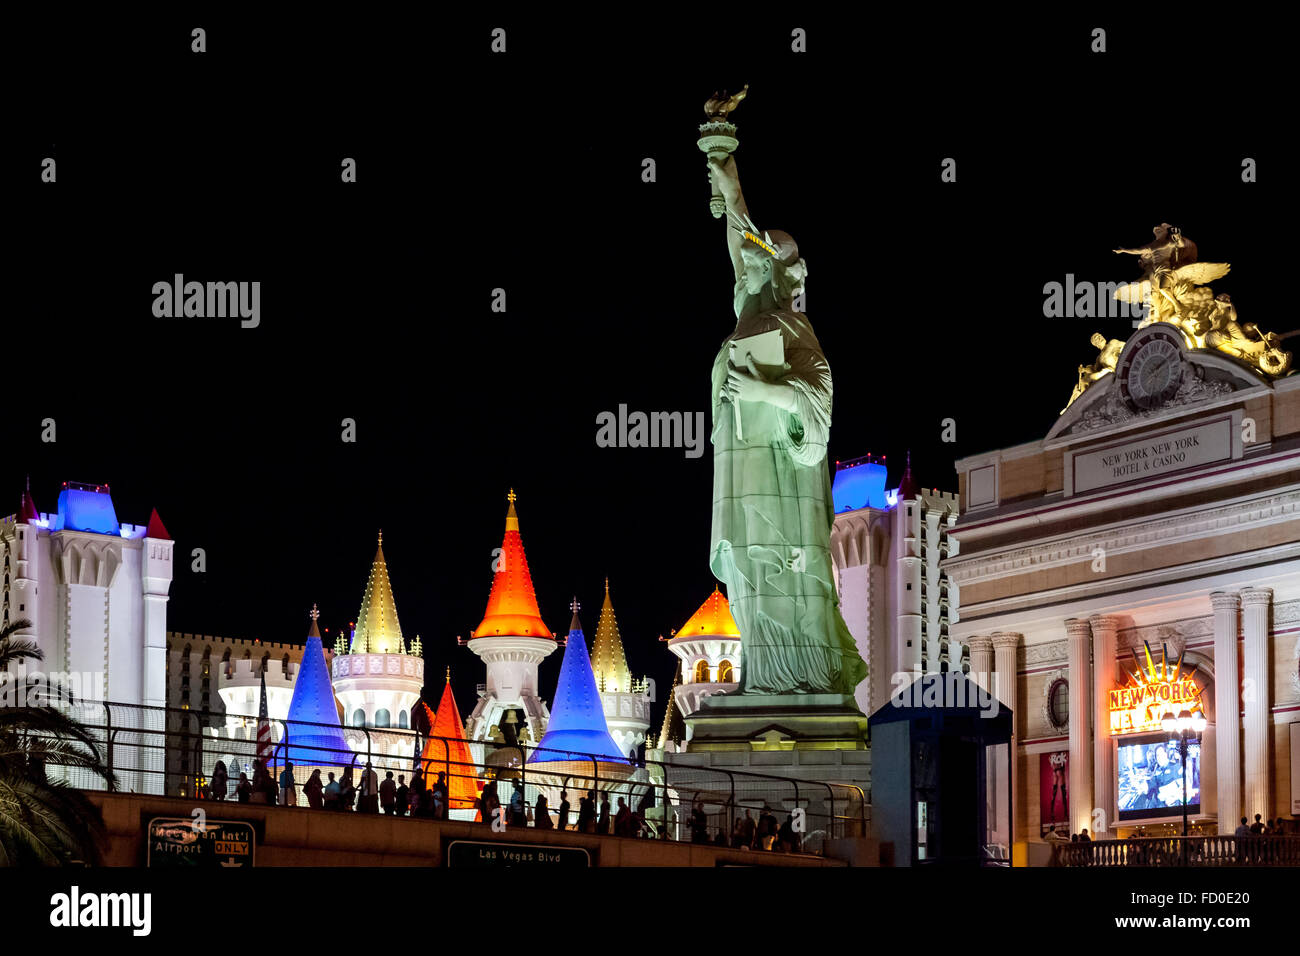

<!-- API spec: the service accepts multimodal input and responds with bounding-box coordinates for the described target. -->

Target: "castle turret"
[464,490,557,744]
[666,586,742,739]
[590,579,650,756]
[331,533,424,730]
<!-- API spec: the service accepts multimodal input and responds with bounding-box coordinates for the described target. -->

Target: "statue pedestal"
[685,692,869,752]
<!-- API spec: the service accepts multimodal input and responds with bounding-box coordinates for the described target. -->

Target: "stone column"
[968,635,993,693]
[1241,588,1272,826]
[1090,615,1121,838]
[1211,591,1241,834]
[992,632,1022,841]
[1065,618,1094,836]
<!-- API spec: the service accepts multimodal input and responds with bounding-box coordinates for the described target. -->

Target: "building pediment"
[1049,327,1272,441]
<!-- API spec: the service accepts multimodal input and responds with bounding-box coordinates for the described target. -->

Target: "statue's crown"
[726,209,778,258]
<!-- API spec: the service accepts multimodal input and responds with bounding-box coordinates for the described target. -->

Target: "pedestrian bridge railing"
[1052,834,1300,867]
[34,699,869,855]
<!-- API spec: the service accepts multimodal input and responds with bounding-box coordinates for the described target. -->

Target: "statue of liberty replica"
[698,87,867,701]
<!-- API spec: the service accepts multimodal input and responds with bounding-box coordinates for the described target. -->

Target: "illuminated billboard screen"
[1116,732,1201,822]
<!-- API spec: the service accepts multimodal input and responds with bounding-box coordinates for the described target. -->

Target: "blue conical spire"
[285,604,350,767]
[529,599,627,764]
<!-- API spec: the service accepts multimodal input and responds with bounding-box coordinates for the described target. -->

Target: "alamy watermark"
[890,670,1000,719]
[0,670,104,717]
[1043,275,1148,323]
[152,275,260,328]
[596,405,706,459]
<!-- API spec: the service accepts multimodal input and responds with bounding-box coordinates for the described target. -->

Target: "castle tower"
[331,532,424,731]
[530,600,627,764]
[419,670,482,820]
[285,605,350,769]
[828,453,959,718]
[590,579,651,757]
[0,480,172,793]
[464,490,557,744]
[666,586,742,741]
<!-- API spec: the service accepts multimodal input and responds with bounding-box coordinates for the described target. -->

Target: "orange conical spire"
[420,680,481,811]
[472,490,553,639]
[678,586,741,638]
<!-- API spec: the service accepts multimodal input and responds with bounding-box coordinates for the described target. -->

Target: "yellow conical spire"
[591,578,631,693]
[658,660,685,749]
[351,531,404,654]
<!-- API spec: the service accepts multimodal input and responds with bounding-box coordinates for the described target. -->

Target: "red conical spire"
[472,489,553,639]
[145,507,171,540]
[897,450,919,500]
[18,476,39,523]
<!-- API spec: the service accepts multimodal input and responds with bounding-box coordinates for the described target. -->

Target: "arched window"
[352,708,366,727]
[375,709,391,728]
[398,710,408,729]
[717,660,734,683]
[693,660,711,684]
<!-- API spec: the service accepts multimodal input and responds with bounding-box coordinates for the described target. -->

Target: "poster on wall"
[1291,723,1300,815]
[1039,751,1069,836]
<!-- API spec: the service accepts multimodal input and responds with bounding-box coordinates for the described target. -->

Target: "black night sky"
[9,13,1286,730]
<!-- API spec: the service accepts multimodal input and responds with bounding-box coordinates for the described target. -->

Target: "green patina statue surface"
[704,130,867,697]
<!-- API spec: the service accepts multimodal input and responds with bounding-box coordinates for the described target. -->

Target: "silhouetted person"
[340,765,357,811]
[757,807,778,850]
[323,772,341,811]
[510,781,527,827]
[381,771,397,814]
[236,772,252,804]
[303,769,324,809]
[535,792,553,829]
[740,809,756,848]
[395,774,409,817]
[410,769,427,813]
[480,780,501,826]
[557,791,571,831]
[778,813,799,853]
[278,762,296,806]
[432,772,448,820]
[1079,828,1091,842]
[360,762,380,813]
[577,792,595,833]
[210,761,228,802]
[731,819,746,848]
[614,797,631,837]
[690,802,709,844]
[1250,814,1264,834]
[250,760,269,805]
[598,792,611,835]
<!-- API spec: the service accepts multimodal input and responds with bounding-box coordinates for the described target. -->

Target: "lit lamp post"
[1162,708,1206,864]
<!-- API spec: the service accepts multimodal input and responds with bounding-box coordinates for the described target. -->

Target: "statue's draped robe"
[709,281,867,696]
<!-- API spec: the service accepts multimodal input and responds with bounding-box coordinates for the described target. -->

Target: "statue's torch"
[698,84,746,218]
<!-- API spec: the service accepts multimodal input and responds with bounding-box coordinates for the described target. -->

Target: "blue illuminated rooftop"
[832,457,891,513]
[51,482,121,534]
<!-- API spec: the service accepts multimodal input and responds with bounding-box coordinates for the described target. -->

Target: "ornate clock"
[1118,326,1184,410]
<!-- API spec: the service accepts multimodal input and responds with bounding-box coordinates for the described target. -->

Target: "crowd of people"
[199,759,806,851]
